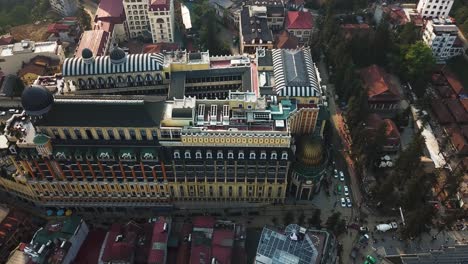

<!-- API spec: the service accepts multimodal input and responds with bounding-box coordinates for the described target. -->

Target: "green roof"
[33,134,50,145]
[36,100,165,127]
[34,216,82,245]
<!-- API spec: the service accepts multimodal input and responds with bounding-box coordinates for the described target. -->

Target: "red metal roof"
[190,244,211,264]
[74,229,107,264]
[212,229,234,264]
[95,0,125,19]
[147,218,169,264]
[74,30,109,58]
[285,11,313,30]
[150,0,170,10]
[101,222,144,263]
[0,35,14,45]
[193,216,215,229]
[275,30,299,49]
[445,99,468,124]
[431,100,455,124]
[360,64,401,100]
[461,99,468,113]
[143,43,180,53]
[47,23,70,34]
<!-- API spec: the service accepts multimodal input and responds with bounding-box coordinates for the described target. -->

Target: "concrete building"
[49,0,78,17]
[123,0,175,43]
[239,6,274,54]
[94,0,129,43]
[422,18,464,63]
[417,0,454,18]
[74,30,111,58]
[0,41,65,75]
[24,216,88,264]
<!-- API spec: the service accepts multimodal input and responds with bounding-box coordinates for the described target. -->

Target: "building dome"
[297,137,323,166]
[21,85,54,116]
[109,47,126,64]
[81,48,93,59]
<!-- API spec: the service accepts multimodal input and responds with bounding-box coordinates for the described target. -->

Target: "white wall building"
[49,0,78,16]
[417,0,454,18]
[0,40,65,75]
[123,0,175,43]
[423,18,463,62]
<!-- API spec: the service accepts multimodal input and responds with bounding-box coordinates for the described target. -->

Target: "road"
[81,0,98,27]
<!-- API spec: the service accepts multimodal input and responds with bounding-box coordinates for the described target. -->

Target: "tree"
[326,212,346,236]
[394,130,425,187]
[77,7,91,30]
[272,216,278,226]
[298,211,306,226]
[400,205,435,239]
[398,23,419,45]
[372,18,394,65]
[310,209,322,228]
[283,211,295,226]
[402,42,436,97]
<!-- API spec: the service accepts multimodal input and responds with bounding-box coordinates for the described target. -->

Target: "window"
[185,151,191,159]
[260,151,267,160]
[196,151,202,159]
[206,151,212,159]
[249,151,256,159]
[281,151,288,160]
[228,151,234,159]
[271,152,277,160]
[174,150,180,159]
[217,151,223,159]
[238,151,244,159]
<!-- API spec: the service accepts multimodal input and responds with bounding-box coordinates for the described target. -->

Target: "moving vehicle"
[340,198,346,207]
[344,185,349,196]
[364,255,377,264]
[339,171,345,181]
[346,197,352,207]
[376,222,398,232]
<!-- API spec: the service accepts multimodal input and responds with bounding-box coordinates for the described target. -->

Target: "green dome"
[297,137,323,166]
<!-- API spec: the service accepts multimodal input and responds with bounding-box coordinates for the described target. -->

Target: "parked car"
[344,185,349,196]
[364,255,377,264]
[340,198,346,207]
[8,109,15,113]
[346,197,352,207]
[334,169,338,178]
[0,111,5,116]
[359,226,369,232]
[339,171,345,181]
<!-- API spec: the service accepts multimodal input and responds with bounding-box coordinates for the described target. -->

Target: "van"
[337,185,342,194]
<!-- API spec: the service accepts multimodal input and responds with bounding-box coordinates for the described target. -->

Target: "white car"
[344,186,349,196]
[346,197,352,207]
[0,111,5,116]
[340,198,346,207]
[339,171,345,181]
[334,169,338,178]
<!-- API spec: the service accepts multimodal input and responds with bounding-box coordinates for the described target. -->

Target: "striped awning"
[62,53,165,76]
[272,48,320,97]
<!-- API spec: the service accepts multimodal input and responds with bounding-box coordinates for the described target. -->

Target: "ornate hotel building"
[0,47,328,214]
[123,0,175,42]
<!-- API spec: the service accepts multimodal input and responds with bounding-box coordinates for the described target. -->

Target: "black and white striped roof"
[62,53,165,76]
[272,48,320,97]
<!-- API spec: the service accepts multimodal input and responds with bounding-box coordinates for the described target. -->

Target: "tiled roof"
[101,222,144,263]
[74,30,109,58]
[360,64,401,100]
[445,99,468,124]
[285,11,313,30]
[442,69,465,95]
[275,30,299,49]
[95,0,125,19]
[0,35,14,45]
[431,100,454,124]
